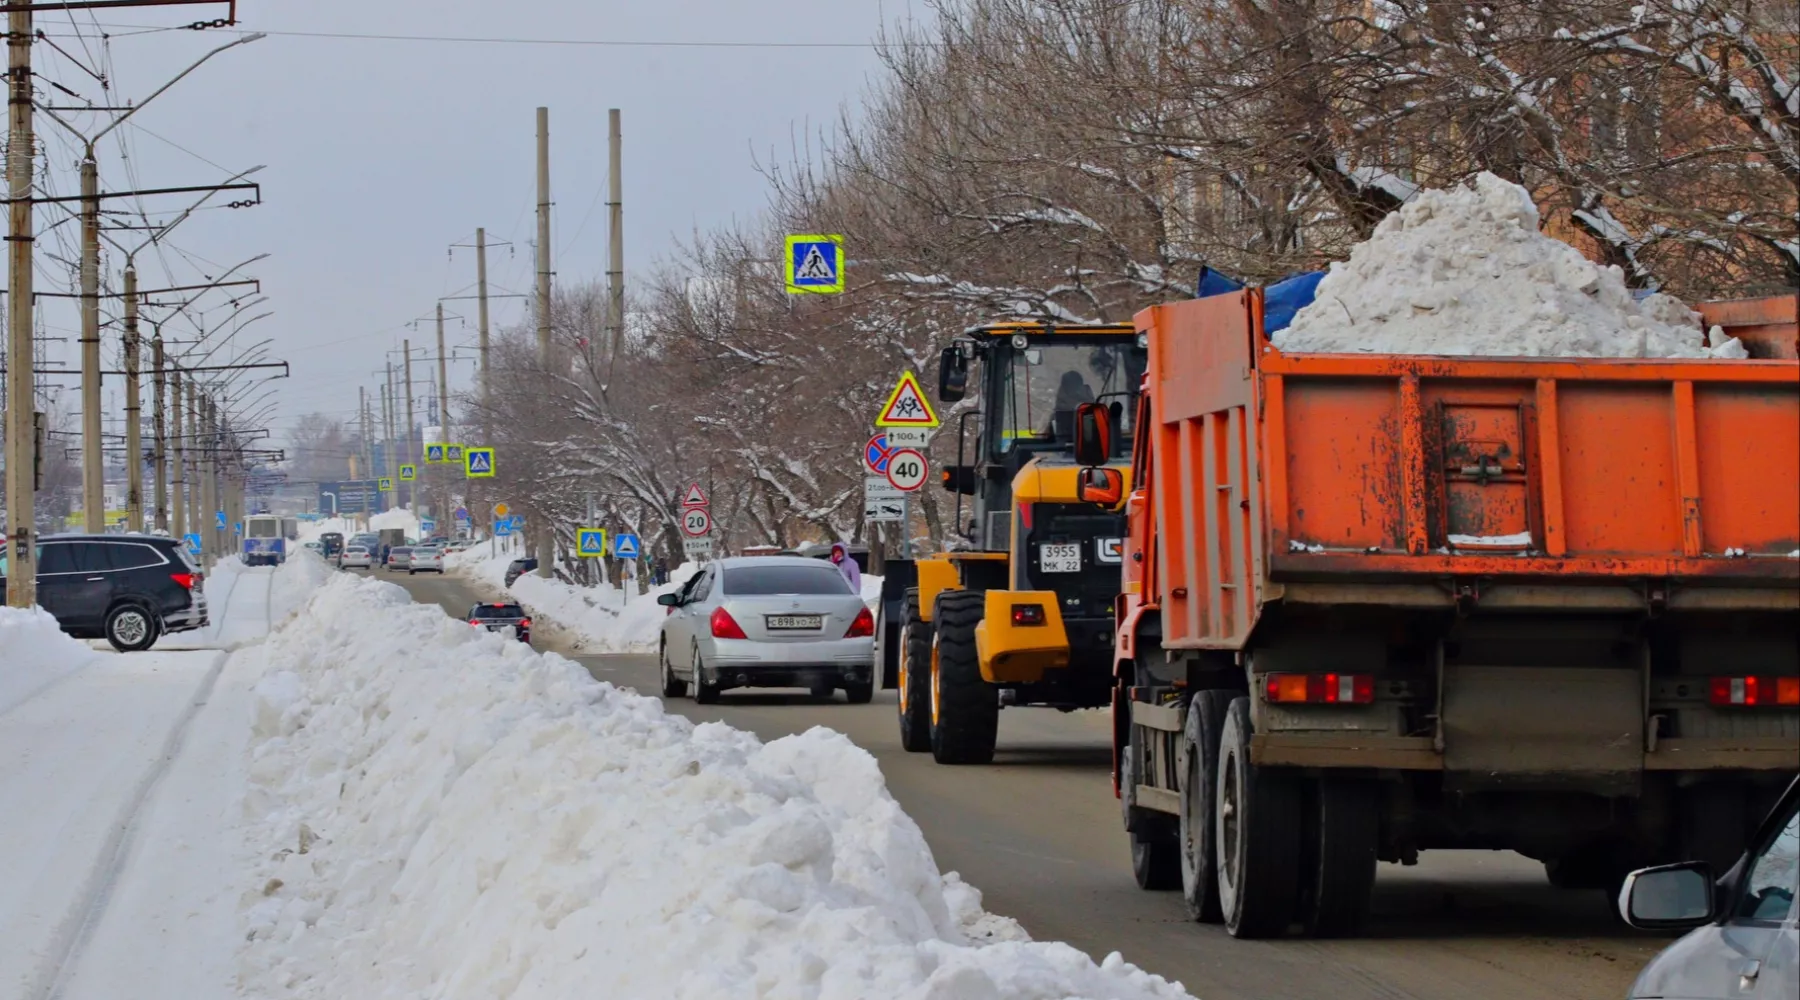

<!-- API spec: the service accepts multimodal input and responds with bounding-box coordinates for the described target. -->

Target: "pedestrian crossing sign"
[577,527,607,558]
[464,447,495,478]
[784,234,844,294]
[379,477,394,492]
[875,370,940,427]
[445,444,464,464]
[425,444,445,464]
[399,464,417,481]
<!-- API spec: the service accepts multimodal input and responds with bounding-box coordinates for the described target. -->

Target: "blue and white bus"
[242,514,294,566]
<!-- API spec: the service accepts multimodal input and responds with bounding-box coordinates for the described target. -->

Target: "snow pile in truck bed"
[240,573,1193,1000]
[1273,172,1746,358]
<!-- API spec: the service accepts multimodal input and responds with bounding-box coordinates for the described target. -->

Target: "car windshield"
[993,339,1144,454]
[474,604,525,619]
[346,548,366,554]
[722,565,851,596]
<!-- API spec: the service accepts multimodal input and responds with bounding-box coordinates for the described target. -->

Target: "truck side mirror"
[1077,467,1124,507]
[1074,402,1112,466]
[938,346,968,402]
[939,464,978,495]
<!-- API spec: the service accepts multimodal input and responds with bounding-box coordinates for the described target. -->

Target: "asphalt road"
[389,567,1665,1000]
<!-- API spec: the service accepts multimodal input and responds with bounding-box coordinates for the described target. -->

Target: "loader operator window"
[995,341,1143,456]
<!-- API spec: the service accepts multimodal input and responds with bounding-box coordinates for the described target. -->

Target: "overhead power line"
[84,24,912,49]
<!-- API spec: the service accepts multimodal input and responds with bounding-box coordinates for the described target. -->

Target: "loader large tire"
[929,590,997,765]
[1179,689,1235,923]
[1216,696,1302,938]
[896,589,934,753]
[1301,777,1379,937]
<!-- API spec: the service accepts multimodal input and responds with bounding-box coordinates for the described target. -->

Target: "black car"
[0,533,209,651]
[466,601,531,644]
[504,558,538,587]
[319,532,344,558]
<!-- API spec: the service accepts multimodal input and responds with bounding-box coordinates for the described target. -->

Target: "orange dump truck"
[1087,292,1799,939]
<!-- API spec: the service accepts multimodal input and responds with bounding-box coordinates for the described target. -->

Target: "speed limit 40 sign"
[681,506,713,537]
[885,448,929,492]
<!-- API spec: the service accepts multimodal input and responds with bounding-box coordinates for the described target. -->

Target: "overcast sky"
[25,1,918,448]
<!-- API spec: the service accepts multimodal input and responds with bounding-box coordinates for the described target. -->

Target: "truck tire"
[1179,689,1234,922]
[930,590,997,765]
[1301,777,1379,937]
[897,590,934,752]
[1121,727,1179,890]
[1216,696,1302,938]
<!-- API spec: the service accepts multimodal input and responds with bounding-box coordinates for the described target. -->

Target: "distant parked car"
[656,555,875,704]
[409,547,445,574]
[319,532,344,558]
[504,557,538,587]
[302,541,323,554]
[339,546,373,570]
[466,601,531,644]
[386,546,413,572]
[0,533,209,651]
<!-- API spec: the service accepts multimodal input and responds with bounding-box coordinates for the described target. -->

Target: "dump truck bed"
[1134,292,1800,651]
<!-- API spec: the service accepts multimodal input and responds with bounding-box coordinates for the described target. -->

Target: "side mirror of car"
[1074,402,1112,466]
[656,592,681,607]
[1077,467,1125,507]
[937,345,968,402]
[939,464,978,495]
[1618,861,1716,930]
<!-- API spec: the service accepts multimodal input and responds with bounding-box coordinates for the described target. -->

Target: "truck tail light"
[710,607,747,640]
[845,607,875,638]
[1011,603,1046,626]
[169,572,197,590]
[1263,673,1374,705]
[1708,676,1800,707]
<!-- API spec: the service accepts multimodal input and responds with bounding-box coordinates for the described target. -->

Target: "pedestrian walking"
[830,542,861,595]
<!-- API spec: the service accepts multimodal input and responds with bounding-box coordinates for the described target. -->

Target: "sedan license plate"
[1039,543,1082,573]
[765,615,823,630]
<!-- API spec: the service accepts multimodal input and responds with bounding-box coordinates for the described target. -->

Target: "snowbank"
[446,546,702,654]
[1273,172,1746,358]
[184,554,336,650]
[0,605,103,714]
[368,506,423,537]
[240,574,1193,1000]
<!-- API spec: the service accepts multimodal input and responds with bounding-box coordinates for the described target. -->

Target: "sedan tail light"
[1263,672,1375,705]
[169,572,197,590]
[710,607,747,640]
[1709,676,1800,707]
[845,607,875,638]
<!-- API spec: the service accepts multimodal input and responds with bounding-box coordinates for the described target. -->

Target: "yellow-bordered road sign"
[464,446,495,478]
[399,464,417,481]
[378,476,394,492]
[784,234,844,294]
[577,527,608,558]
[875,370,940,427]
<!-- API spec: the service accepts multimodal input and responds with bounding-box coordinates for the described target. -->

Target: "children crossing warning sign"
[875,370,940,427]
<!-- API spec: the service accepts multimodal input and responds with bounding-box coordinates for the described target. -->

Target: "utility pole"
[535,105,554,576]
[403,338,415,512]
[381,368,394,509]
[606,107,625,365]
[5,6,37,606]
[152,334,167,532]
[201,394,216,562]
[186,377,200,543]
[81,154,103,531]
[476,227,490,413]
[436,302,451,526]
[170,366,185,539]
[359,386,371,508]
[123,267,143,532]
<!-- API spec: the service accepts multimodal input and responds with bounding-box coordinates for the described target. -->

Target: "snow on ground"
[1273,172,1748,358]
[0,554,333,1000]
[238,572,1194,1000]
[0,606,104,714]
[157,553,335,651]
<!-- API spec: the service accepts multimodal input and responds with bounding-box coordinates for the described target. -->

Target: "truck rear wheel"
[1216,696,1302,938]
[1179,689,1234,922]
[1301,777,1379,937]
[1121,726,1179,890]
[930,590,997,765]
[896,590,934,752]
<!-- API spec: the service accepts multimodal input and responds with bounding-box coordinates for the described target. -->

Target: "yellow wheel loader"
[877,323,1143,765]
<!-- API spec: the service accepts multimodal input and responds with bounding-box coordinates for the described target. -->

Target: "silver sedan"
[657,555,875,704]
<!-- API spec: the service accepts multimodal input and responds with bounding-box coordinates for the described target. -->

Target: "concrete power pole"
[201,395,216,561]
[534,106,553,576]
[436,303,451,526]
[123,267,143,532]
[607,107,625,365]
[403,338,415,512]
[380,375,393,510]
[5,6,37,606]
[80,155,104,531]
[170,366,185,540]
[476,227,490,413]
[186,378,200,542]
[152,334,167,532]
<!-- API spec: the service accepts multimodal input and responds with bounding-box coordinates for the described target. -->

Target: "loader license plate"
[765,615,822,630]
[1039,543,1082,574]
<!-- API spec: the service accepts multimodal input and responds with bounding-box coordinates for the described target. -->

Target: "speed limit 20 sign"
[885,448,928,492]
[681,506,713,537]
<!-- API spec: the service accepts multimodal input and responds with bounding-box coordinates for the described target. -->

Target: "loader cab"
[937,324,1145,552]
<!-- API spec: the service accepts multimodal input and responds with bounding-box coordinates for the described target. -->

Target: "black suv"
[466,601,531,644]
[504,557,538,587]
[0,533,209,651]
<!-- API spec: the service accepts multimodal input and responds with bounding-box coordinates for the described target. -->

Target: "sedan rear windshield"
[722,565,851,596]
